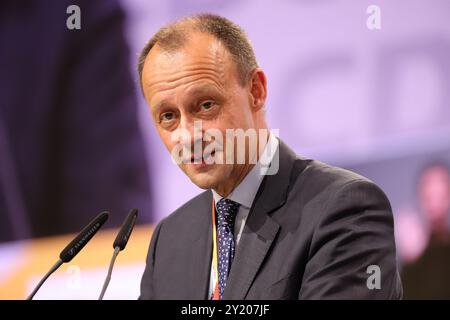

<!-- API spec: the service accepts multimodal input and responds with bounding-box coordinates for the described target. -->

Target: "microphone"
[27,211,109,300]
[98,209,138,300]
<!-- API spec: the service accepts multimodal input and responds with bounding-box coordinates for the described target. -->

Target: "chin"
[183,165,229,190]
[186,173,216,190]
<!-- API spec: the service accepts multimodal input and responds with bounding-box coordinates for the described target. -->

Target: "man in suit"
[138,14,402,299]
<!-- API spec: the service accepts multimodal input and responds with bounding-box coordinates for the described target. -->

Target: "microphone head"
[113,209,138,251]
[59,211,109,263]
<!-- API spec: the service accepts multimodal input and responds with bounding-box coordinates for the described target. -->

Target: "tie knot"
[216,198,240,228]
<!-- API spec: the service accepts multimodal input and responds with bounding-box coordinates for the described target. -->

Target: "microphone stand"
[27,259,63,300]
[98,246,120,300]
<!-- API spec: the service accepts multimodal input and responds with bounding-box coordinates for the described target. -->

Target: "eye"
[200,101,214,111]
[160,112,175,122]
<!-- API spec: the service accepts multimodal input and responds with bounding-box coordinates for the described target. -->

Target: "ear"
[248,68,267,113]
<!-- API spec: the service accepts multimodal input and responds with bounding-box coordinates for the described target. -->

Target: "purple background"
[121,0,450,260]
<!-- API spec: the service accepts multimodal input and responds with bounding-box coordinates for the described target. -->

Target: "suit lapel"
[185,191,213,299]
[223,140,298,299]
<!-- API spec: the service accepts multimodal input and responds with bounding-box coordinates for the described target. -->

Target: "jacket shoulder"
[158,190,212,231]
[293,156,380,193]
[287,156,391,217]
[296,156,373,185]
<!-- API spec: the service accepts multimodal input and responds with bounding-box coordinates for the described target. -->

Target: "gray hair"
[137,13,259,92]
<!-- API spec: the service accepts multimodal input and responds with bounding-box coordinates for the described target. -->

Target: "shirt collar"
[212,131,280,209]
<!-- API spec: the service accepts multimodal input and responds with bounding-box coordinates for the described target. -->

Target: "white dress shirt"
[208,132,279,298]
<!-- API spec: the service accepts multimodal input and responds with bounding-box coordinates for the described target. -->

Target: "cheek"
[232,94,254,125]
[158,130,176,152]
[220,103,252,130]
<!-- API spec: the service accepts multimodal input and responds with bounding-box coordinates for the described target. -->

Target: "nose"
[175,114,204,151]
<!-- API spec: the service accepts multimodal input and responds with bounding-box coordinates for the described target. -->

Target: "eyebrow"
[151,99,172,114]
[152,84,223,112]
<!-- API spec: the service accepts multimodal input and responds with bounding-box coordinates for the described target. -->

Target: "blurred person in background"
[402,162,450,299]
[0,0,152,243]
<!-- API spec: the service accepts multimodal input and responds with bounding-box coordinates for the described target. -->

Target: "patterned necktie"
[216,198,240,300]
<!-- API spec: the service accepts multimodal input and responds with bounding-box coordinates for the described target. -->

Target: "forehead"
[142,32,237,100]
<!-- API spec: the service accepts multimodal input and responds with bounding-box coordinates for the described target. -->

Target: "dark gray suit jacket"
[140,140,403,299]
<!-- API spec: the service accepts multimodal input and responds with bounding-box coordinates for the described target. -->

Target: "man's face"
[141,32,257,190]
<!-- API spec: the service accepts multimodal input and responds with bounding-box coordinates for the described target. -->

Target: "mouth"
[187,150,217,169]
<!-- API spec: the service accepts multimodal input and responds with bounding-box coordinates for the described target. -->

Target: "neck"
[213,127,270,197]
[215,163,255,197]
